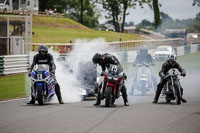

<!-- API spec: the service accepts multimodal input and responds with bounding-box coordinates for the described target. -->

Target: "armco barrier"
[1,55,29,75]
[32,38,185,53]
[1,44,199,75]
[0,56,4,75]
[121,44,200,63]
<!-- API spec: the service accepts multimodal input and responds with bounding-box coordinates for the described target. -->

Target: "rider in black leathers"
[92,53,129,106]
[27,45,64,104]
[152,54,187,103]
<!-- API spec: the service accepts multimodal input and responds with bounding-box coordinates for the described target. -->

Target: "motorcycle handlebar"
[163,73,181,79]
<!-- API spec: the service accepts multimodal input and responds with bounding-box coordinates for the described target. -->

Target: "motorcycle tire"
[37,86,44,105]
[166,99,171,103]
[174,83,181,105]
[141,83,147,96]
[105,86,113,107]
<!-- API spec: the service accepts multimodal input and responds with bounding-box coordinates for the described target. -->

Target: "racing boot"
[94,93,101,106]
[27,95,35,104]
[181,98,187,103]
[124,100,129,106]
[152,91,160,103]
[121,86,129,106]
[55,84,64,104]
[180,87,187,103]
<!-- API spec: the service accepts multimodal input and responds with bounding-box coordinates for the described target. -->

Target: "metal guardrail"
[32,38,185,53]
[120,44,200,63]
[1,55,29,75]
[0,44,199,75]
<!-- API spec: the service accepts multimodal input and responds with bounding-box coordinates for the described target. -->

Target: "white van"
[0,0,38,14]
[0,0,13,13]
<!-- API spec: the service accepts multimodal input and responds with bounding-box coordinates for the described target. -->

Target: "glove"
[160,73,165,79]
[100,71,105,76]
[28,72,31,77]
[123,73,127,80]
[181,72,186,77]
[50,68,55,75]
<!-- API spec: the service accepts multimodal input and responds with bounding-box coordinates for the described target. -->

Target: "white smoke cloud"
[54,38,115,103]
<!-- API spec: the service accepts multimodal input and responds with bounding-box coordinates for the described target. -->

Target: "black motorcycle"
[161,69,183,105]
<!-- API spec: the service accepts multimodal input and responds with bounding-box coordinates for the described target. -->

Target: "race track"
[0,70,200,133]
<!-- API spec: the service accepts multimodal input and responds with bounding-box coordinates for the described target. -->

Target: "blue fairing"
[31,64,55,104]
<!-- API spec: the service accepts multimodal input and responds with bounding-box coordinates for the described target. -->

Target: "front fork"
[171,77,182,99]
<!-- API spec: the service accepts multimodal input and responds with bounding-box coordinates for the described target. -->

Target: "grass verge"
[0,74,26,101]
[32,16,147,43]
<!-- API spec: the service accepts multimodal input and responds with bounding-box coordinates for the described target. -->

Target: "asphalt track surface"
[0,70,200,133]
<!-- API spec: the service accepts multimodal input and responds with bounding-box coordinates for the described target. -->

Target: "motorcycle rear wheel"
[37,86,44,105]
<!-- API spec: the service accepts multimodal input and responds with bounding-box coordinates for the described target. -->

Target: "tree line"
[39,0,160,32]
[39,0,199,33]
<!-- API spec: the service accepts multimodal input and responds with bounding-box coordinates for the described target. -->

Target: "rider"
[27,45,64,104]
[152,54,187,103]
[133,46,153,66]
[92,53,129,106]
[130,46,156,95]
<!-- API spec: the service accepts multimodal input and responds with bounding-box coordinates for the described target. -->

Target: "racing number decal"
[111,65,118,73]
[37,74,43,80]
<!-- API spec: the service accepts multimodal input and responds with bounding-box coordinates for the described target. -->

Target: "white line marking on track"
[0,97,28,103]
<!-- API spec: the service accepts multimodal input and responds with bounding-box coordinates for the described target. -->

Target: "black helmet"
[92,53,102,64]
[38,45,48,54]
[168,54,176,62]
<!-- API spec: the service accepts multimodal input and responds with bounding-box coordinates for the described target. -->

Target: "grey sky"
[98,0,200,24]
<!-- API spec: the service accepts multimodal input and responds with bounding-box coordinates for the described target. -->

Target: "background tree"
[152,0,161,30]
[96,0,151,32]
[193,0,200,7]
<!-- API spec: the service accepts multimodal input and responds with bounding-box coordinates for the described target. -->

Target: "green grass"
[33,27,145,43]
[0,74,26,101]
[32,16,146,43]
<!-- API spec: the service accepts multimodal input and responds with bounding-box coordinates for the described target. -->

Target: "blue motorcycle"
[31,64,55,105]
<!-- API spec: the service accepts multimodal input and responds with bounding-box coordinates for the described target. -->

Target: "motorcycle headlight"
[113,75,119,80]
[107,74,112,79]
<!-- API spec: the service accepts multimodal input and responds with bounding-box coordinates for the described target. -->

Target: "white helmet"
[168,54,176,62]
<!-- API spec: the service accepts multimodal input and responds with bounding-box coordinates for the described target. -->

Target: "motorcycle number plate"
[111,65,118,73]
[37,74,43,80]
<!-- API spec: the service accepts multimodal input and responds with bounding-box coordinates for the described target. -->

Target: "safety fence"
[32,38,184,53]
[116,43,200,63]
[0,44,199,75]
[0,55,29,75]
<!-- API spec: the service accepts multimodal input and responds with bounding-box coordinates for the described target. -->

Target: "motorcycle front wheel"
[105,86,113,107]
[37,86,44,105]
[174,82,181,105]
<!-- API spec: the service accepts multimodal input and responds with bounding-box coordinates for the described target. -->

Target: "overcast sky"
[98,0,200,24]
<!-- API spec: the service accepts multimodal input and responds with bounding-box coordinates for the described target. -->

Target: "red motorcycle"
[98,64,125,107]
